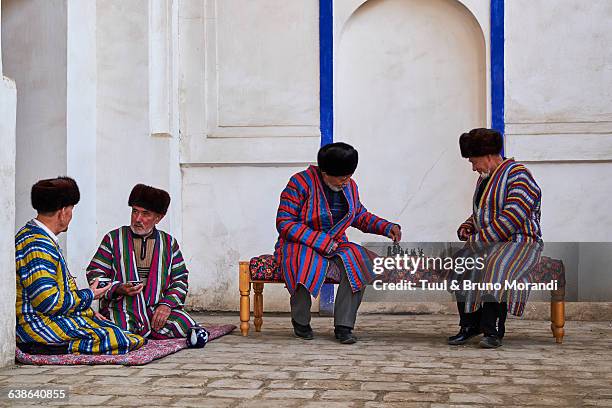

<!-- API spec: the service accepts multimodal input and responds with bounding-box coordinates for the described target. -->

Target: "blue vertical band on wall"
[319,0,335,315]
[491,0,505,147]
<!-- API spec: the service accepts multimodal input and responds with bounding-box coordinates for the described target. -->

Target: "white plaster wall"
[95,0,175,244]
[505,1,612,240]
[182,166,308,311]
[2,0,68,229]
[336,0,486,243]
[0,0,17,367]
[178,0,320,311]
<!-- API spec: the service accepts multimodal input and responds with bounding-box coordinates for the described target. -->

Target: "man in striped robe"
[87,184,204,343]
[449,128,542,348]
[275,142,402,344]
[16,177,145,355]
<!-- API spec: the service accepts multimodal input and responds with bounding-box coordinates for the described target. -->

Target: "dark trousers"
[291,269,365,329]
[457,300,508,338]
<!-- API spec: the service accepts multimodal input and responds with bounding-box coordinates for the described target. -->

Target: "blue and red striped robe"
[274,165,397,297]
[86,227,196,338]
[458,158,543,316]
[16,221,145,354]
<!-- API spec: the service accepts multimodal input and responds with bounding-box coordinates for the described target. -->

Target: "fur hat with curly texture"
[459,128,503,158]
[128,184,170,215]
[31,177,80,213]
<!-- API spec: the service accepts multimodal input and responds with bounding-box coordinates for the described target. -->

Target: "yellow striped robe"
[16,221,145,354]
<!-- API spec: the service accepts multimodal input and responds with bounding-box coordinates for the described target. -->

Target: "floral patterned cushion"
[530,256,566,287]
[249,255,339,283]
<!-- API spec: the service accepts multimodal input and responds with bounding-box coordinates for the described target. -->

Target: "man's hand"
[94,311,110,321]
[389,225,402,242]
[116,282,144,297]
[457,225,474,241]
[90,278,112,300]
[151,304,171,331]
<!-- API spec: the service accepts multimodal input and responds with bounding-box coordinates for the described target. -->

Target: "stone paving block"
[206,389,262,398]
[261,390,316,399]
[172,397,235,408]
[47,394,113,406]
[321,390,376,400]
[111,395,173,406]
[361,381,414,391]
[295,371,342,380]
[383,391,445,403]
[450,392,507,404]
[207,379,263,389]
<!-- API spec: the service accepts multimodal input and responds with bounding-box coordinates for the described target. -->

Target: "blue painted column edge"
[319,0,335,316]
[491,0,505,154]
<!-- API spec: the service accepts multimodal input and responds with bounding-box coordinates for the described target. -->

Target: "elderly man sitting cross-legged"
[87,184,208,347]
[16,177,145,355]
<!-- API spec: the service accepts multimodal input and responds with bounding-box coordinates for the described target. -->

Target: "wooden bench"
[239,255,566,343]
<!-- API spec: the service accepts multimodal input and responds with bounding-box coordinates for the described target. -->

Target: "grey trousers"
[290,261,365,328]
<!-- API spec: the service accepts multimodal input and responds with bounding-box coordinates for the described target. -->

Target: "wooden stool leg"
[253,282,264,332]
[239,261,251,336]
[551,286,565,344]
[551,301,565,344]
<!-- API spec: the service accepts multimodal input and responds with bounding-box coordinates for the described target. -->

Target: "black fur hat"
[31,177,80,213]
[128,184,170,215]
[317,142,358,176]
[459,128,503,158]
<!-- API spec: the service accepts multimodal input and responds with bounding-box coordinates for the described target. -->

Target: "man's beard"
[131,225,153,236]
[479,171,490,178]
[324,181,343,192]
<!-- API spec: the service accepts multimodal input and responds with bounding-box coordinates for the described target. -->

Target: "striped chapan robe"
[458,158,543,316]
[16,221,145,354]
[87,227,197,339]
[274,165,397,297]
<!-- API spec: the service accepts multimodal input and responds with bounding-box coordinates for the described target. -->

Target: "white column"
[0,0,18,367]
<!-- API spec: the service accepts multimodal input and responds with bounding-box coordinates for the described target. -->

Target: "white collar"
[32,218,60,244]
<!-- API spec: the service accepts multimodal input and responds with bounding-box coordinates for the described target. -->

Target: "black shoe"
[448,327,482,345]
[479,335,502,349]
[292,319,314,340]
[334,326,357,344]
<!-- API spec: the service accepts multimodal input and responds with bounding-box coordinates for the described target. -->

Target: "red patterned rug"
[15,324,236,366]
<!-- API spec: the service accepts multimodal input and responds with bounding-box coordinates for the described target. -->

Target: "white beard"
[479,172,490,178]
[325,182,343,192]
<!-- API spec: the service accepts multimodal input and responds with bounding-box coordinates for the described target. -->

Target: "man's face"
[130,205,163,236]
[468,156,493,177]
[57,205,74,233]
[321,173,352,192]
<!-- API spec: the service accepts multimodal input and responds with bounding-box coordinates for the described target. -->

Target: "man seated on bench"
[86,184,208,347]
[275,142,402,344]
[16,177,146,355]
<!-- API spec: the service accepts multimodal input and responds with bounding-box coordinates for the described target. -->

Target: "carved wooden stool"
[239,255,566,343]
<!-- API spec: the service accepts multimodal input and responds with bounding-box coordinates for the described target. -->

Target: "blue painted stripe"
[319,0,334,148]
[319,0,335,315]
[491,0,505,154]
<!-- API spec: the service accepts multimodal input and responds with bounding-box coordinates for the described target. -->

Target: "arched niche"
[336,0,486,241]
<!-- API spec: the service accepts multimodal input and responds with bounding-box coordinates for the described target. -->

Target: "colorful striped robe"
[86,227,196,339]
[16,221,145,354]
[458,158,543,316]
[274,165,397,297]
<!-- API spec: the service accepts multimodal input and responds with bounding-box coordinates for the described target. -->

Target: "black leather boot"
[334,325,357,344]
[292,319,314,340]
[448,327,482,345]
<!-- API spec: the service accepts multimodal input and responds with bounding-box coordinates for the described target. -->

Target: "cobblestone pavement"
[1,313,611,407]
